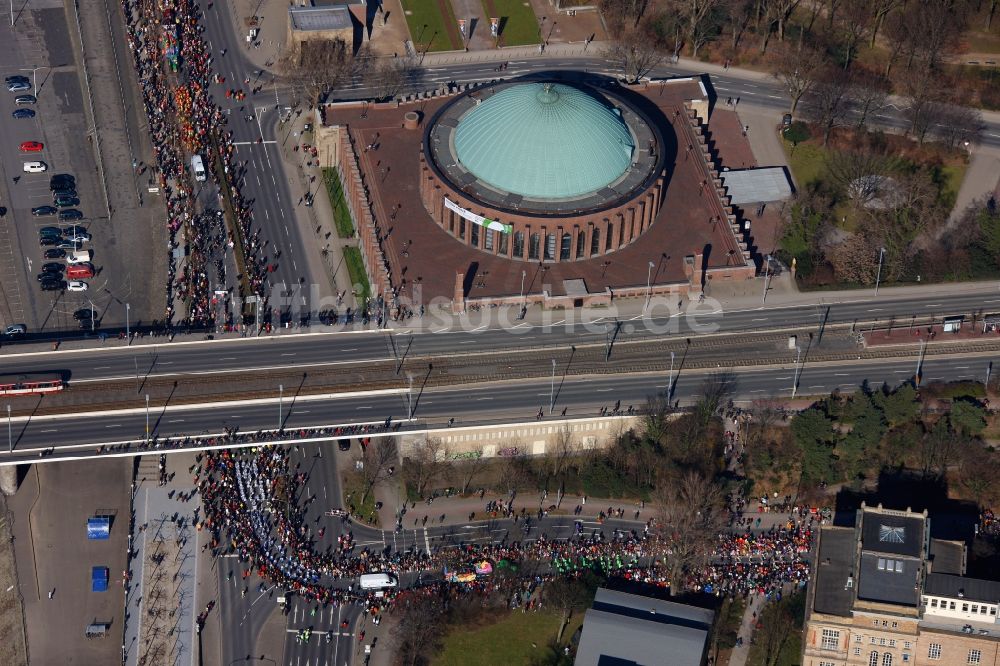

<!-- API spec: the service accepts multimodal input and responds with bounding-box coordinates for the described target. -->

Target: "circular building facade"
[421,80,666,262]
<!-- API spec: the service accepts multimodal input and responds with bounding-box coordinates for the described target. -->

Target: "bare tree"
[356,48,417,102]
[836,0,871,69]
[605,26,666,83]
[359,437,398,505]
[653,470,727,594]
[545,425,579,495]
[393,596,447,666]
[454,451,488,495]
[599,0,652,31]
[869,0,904,47]
[724,0,754,52]
[402,437,447,500]
[666,0,726,58]
[824,149,895,206]
[280,39,356,108]
[846,70,890,130]
[803,68,852,145]
[543,577,593,642]
[766,0,802,47]
[931,103,983,149]
[496,446,530,496]
[773,45,826,115]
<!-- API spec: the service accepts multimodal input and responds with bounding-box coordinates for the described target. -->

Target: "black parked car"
[52,189,77,199]
[43,248,65,259]
[58,209,83,221]
[41,262,64,273]
[49,174,74,189]
[53,196,79,208]
[73,308,95,320]
[31,205,57,216]
[11,108,34,119]
[39,237,60,247]
[40,280,65,292]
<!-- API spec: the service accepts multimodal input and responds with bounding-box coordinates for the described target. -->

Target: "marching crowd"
[120,0,269,328]
[194,444,814,609]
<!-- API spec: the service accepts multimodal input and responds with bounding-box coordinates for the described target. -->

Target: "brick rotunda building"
[420,80,667,263]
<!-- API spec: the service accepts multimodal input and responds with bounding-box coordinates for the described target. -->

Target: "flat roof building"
[802,503,1000,666]
[575,588,714,666]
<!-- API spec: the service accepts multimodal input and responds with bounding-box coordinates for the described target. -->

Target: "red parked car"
[65,263,94,279]
[19,141,43,152]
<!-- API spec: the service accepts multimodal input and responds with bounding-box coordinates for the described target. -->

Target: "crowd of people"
[194,444,814,609]
[119,0,269,328]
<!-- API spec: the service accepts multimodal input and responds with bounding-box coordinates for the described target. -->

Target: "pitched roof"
[925,573,1000,604]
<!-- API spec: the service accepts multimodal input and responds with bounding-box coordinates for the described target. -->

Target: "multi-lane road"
[2,351,994,462]
[2,285,998,383]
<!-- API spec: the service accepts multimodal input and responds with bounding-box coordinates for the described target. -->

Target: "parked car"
[58,209,83,221]
[43,248,65,259]
[54,196,79,208]
[40,280,65,292]
[73,308,95,320]
[14,95,36,105]
[31,205,57,216]
[22,161,46,173]
[41,262,64,273]
[66,264,94,279]
[61,225,87,236]
[63,230,91,243]
[39,237,60,247]
[5,75,28,85]
[19,141,43,152]
[38,226,61,236]
[49,174,74,189]
[2,324,26,336]
[66,281,87,292]
[6,80,30,92]
[11,108,34,119]
[52,189,77,199]
[55,240,80,250]
[66,249,92,264]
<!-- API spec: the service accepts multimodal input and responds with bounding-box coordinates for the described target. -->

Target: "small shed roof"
[721,167,793,204]
[289,6,352,32]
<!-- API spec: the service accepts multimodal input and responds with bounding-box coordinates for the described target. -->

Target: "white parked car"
[66,250,93,264]
[23,161,46,173]
[64,231,91,243]
[66,281,88,292]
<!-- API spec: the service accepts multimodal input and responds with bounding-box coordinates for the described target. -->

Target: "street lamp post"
[915,339,926,385]
[6,405,10,454]
[987,361,993,391]
[874,247,886,296]
[518,269,526,319]
[762,254,772,304]
[644,261,655,310]
[145,394,150,444]
[278,384,283,431]
[668,351,675,399]
[549,359,556,415]
[791,346,802,398]
[407,374,414,418]
[125,303,131,339]
[20,66,45,99]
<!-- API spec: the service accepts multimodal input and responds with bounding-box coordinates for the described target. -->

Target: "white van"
[359,573,397,590]
[190,154,206,182]
[67,249,93,265]
[23,161,46,173]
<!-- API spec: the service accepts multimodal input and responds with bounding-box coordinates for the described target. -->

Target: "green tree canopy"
[949,399,987,436]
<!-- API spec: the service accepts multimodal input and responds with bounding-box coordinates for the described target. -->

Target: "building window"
[891,622,898,629]
[576,230,585,259]
[969,649,981,664]
[855,648,863,656]
[879,638,887,646]
[889,640,896,648]
[991,607,996,616]
[928,643,942,660]
[590,228,600,256]
[821,662,837,666]
[882,621,888,627]
[870,652,880,666]
[883,654,893,666]
[528,233,539,260]
[981,606,988,615]
[512,231,524,258]
[821,629,840,650]
[904,642,911,650]
[544,232,555,260]
[871,637,878,644]
[874,620,880,626]
[950,602,956,610]
[931,599,938,608]
[962,603,969,612]
[972,605,979,613]
[856,636,863,643]
[559,233,571,261]
[903,655,910,663]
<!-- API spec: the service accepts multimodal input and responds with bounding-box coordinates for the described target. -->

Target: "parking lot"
[0,1,165,336]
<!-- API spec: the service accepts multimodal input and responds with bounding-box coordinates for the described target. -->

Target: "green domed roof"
[453,83,635,200]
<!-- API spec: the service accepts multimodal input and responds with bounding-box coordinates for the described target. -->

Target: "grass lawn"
[342,471,380,527]
[483,0,540,46]
[435,609,583,666]
[400,0,460,52]
[321,168,354,238]
[343,246,371,306]
[940,163,968,209]
[782,137,829,190]
[746,630,802,666]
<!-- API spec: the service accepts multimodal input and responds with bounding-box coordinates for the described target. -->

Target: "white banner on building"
[444,197,512,234]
